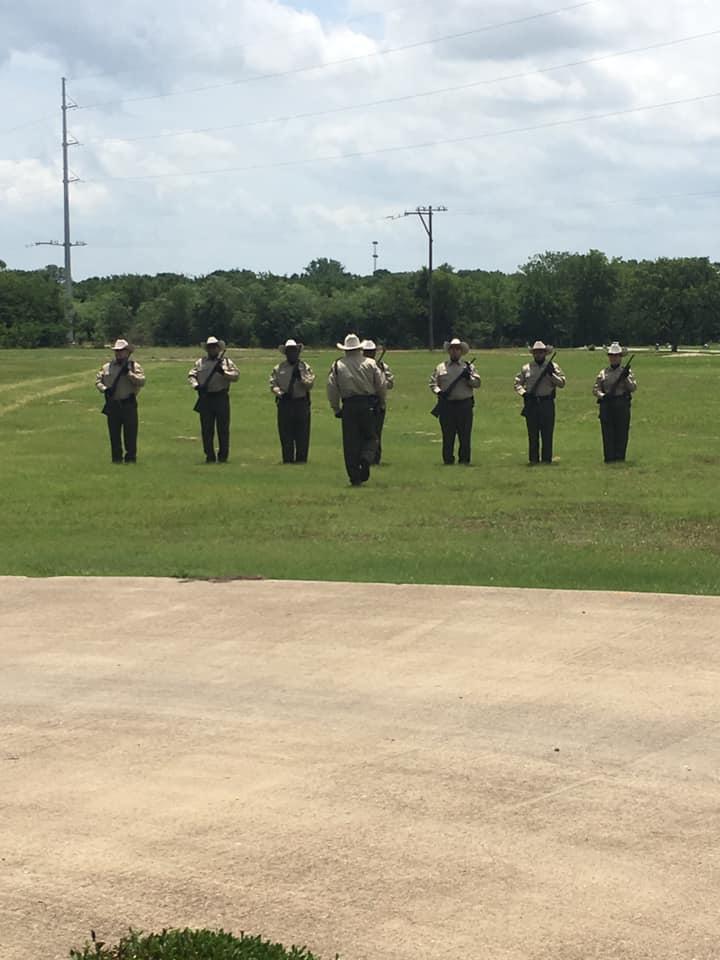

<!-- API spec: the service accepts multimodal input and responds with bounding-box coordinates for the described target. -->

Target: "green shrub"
[69,928,329,960]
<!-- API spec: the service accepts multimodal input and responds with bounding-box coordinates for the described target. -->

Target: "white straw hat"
[443,338,469,355]
[337,333,362,351]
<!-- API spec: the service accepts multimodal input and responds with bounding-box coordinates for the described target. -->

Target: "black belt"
[342,395,375,404]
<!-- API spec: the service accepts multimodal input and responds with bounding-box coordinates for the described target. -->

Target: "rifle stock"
[101,360,131,416]
[521,352,557,418]
[277,362,302,404]
[601,354,635,401]
[431,357,476,417]
[193,351,226,412]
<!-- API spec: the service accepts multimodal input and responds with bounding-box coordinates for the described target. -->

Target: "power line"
[66,0,427,84]
[80,89,720,184]
[0,113,57,138]
[448,188,720,216]
[80,28,720,148]
[75,0,597,112]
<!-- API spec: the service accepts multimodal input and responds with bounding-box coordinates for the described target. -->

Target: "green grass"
[1,346,719,594]
[69,928,325,959]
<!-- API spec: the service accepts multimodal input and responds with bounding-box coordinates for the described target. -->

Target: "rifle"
[521,352,557,418]
[101,360,132,416]
[598,354,634,404]
[376,347,386,368]
[431,357,476,418]
[277,360,302,404]
[193,351,226,413]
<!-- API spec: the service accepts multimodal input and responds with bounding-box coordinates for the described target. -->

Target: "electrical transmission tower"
[387,205,447,349]
[30,78,85,343]
[372,240,379,274]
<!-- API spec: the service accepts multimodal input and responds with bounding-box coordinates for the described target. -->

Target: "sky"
[1,0,719,279]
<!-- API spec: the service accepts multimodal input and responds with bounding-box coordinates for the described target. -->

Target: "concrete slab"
[0,577,718,960]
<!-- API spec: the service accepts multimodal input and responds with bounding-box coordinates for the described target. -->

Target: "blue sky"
[1,0,719,279]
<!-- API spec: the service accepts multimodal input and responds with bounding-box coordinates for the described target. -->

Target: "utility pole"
[372,240,379,274]
[387,205,447,349]
[31,78,85,343]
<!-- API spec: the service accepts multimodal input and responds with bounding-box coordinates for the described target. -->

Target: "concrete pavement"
[1,577,718,960]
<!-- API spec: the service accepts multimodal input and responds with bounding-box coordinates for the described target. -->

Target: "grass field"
[1,346,719,594]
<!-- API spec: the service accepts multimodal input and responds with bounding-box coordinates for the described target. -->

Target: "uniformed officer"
[95,338,146,464]
[429,338,481,465]
[270,339,315,463]
[362,339,394,464]
[593,342,637,463]
[514,341,566,464]
[327,333,386,486]
[188,336,239,463]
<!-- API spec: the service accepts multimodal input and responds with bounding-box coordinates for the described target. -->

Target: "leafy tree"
[301,258,353,297]
[0,270,65,347]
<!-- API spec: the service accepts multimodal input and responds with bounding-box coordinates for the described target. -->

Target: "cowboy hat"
[361,339,378,351]
[607,341,624,355]
[112,338,134,352]
[279,338,303,354]
[443,338,469,355]
[336,333,362,351]
[531,340,550,352]
[204,336,226,350]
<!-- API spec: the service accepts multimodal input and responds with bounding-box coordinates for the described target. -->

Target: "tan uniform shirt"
[270,359,315,399]
[96,359,145,400]
[593,365,637,399]
[429,359,481,399]
[514,360,566,397]
[188,355,240,393]
[327,354,386,413]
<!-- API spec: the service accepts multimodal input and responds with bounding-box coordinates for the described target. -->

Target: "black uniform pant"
[599,397,631,462]
[106,396,138,462]
[373,406,387,464]
[524,396,555,463]
[341,396,378,484]
[439,397,474,464]
[277,397,311,463]
[198,390,230,461]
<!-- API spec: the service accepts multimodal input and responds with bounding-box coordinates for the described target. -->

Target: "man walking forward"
[328,334,386,486]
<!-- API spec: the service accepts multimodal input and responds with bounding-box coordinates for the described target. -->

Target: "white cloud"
[2,0,719,276]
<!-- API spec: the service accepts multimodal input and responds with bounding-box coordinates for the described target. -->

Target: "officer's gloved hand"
[461,366,471,379]
[439,390,449,400]
[334,409,343,419]
[545,362,555,376]
[105,388,114,399]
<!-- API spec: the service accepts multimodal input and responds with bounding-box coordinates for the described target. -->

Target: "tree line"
[1,251,719,349]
